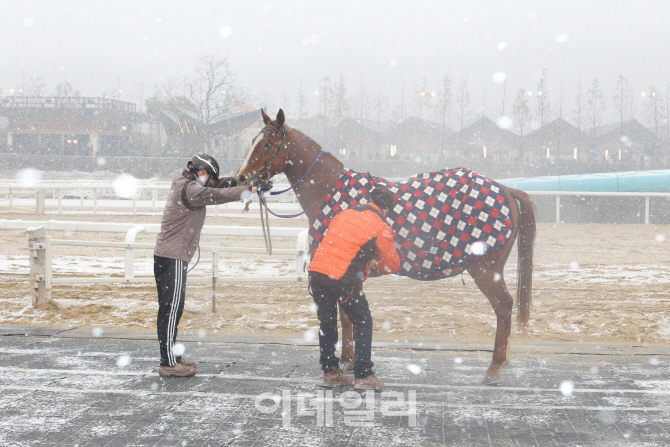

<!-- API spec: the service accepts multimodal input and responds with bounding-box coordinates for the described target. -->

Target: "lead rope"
[259,194,272,255]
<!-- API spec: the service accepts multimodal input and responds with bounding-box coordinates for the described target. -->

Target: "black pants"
[308,272,374,379]
[154,255,188,367]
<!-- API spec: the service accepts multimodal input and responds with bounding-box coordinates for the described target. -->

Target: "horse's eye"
[265,142,273,149]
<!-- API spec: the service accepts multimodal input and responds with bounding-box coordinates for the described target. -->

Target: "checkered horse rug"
[308,168,515,280]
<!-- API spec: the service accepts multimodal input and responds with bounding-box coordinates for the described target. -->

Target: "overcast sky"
[1,0,668,125]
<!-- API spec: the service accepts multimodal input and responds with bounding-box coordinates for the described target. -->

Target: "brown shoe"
[159,363,196,377]
[178,357,197,368]
[321,366,353,387]
[354,373,384,390]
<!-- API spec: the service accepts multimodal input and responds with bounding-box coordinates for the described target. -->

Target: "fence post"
[93,188,97,215]
[124,225,146,279]
[645,196,650,225]
[9,187,12,211]
[212,252,218,313]
[152,189,157,210]
[36,189,45,214]
[555,194,561,224]
[295,229,309,274]
[57,189,62,214]
[26,226,52,307]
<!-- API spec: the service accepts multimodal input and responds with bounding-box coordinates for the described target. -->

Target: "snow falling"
[2,1,670,445]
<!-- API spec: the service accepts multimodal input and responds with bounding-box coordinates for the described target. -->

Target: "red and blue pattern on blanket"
[308,168,514,281]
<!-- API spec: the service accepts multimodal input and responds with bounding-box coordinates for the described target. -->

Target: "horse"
[234,109,536,384]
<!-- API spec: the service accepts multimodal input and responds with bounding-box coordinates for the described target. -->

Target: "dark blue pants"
[308,272,374,379]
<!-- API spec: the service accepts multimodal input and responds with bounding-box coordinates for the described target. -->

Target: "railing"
[14,220,309,311]
[0,181,300,216]
[0,96,136,112]
[526,191,670,224]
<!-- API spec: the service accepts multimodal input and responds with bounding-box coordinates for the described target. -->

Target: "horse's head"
[234,108,288,186]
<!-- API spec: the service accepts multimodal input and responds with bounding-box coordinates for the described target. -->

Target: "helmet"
[369,188,395,211]
[188,153,220,181]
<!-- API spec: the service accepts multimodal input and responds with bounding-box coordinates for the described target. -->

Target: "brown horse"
[235,109,536,384]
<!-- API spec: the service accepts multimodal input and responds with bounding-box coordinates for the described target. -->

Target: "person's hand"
[368,260,377,271]
[259,180,274,192]
[250,186,258,194]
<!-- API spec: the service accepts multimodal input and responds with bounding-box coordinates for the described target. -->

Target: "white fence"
[527,191,670,224]
[0,180,301,216]
[7,220,309,311]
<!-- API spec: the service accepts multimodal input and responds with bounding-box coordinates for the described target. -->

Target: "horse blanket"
[308,168,514,280]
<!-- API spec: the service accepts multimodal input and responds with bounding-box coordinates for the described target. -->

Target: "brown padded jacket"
[309,203,400,287]
[154,170,251,262]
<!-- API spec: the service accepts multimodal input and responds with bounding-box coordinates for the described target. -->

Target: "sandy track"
[1,212,670,346]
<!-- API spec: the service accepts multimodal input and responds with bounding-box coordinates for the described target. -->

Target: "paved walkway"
[1,327,670,446]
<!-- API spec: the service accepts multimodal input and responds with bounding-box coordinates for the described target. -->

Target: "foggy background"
[2,0,668,121]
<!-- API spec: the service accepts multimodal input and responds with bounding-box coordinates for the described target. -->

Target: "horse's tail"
[508,188,536,327]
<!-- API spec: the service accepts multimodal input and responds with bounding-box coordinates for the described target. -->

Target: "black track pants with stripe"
[154,255,188,367]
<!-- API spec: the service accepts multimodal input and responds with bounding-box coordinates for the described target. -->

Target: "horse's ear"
[276,109,285,127]
[261,108,272,125]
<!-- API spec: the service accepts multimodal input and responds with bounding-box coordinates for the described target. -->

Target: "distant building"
[524,117,589,162]
[157,107,261,159]
[448,117,519,162]
[0,96,136,157]
[595,119,660,162]
[389,116,451,161]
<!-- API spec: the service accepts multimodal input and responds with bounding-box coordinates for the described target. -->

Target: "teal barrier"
[501,170,670,193]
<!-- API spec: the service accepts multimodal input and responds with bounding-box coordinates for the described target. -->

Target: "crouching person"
[309,188,400,389]
[154,153,272,377]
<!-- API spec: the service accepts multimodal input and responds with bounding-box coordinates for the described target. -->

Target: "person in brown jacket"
[309,188,400,390]
[154,153,272,377]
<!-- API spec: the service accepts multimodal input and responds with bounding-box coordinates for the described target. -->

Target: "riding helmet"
[369,188,395,211]
[188,153,220,181]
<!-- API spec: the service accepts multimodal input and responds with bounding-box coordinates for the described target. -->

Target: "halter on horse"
[235,109,536,385]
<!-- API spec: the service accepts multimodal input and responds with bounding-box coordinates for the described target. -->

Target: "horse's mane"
[290,127,344,170]
[290,127,322,149]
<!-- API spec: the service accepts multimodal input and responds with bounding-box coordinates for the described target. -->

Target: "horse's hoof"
[481,373,500,385]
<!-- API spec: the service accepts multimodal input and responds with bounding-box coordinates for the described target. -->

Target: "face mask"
[197,174,209,186]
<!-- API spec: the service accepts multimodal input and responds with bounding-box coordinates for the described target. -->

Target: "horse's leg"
[466,251,514,384]
[339,305,356,367]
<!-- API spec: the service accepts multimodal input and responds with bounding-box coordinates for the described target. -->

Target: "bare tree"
[411,78,433,156]
[371,84,389,156]
[499,79,508,118]
[555,82,565,160]
[497,79,508,161]
[351,74,372,158]
[296,78,309,120]
[54,80,80,98]
[258,92,274,114]
[572,77,587,132]
[513,88,531,160]
[536,68,551,153]
[434,75,453,157]
[586,78,605,157]
[413,78,433,121]
[281,90,290,112]
[455,80,470,156]
[630,83,638,120]
[317,76,331,141]
[187,55,246,127]
[317,76,331,117]
[330,74,348,127]
[667,82,670,159]
[29,76,46,96]
[390,82,406,157]
[645,84,664,143]
[612,75,630,160]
